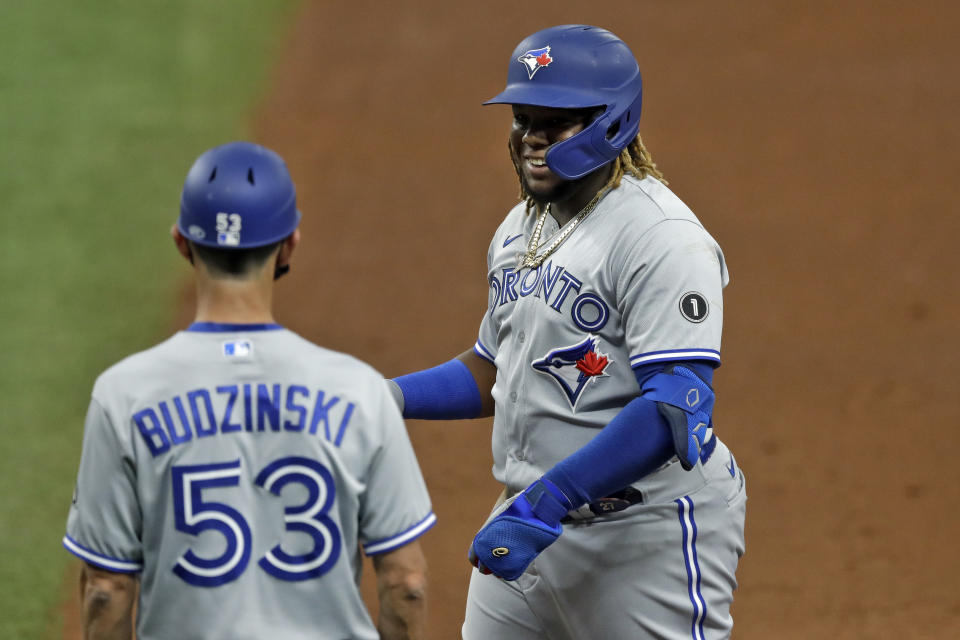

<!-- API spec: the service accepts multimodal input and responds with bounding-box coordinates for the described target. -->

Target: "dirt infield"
[61,1,959,637]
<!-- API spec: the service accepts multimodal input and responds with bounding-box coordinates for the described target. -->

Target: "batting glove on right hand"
[468,479,572,581]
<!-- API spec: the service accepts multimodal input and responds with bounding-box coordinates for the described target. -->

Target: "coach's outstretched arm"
[389,349,496,419]
[373,541,429,640]
[79,563,136,640]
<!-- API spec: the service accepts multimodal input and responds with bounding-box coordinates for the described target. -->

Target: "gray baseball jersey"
[475,174,727,492]
[64,324,435,640]
[465,174,746,639]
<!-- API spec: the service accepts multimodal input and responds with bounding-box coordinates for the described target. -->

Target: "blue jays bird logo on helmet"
[517,46,553,79]
[532,335,611,410]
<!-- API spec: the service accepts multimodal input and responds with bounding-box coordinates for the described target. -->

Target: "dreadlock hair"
[511,134,667,215]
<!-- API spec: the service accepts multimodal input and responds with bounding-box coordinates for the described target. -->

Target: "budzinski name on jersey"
[489,260,610,332]
[134,383,356,457]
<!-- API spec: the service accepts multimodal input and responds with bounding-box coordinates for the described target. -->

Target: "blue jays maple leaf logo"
[532,335,611,410]
[517,46,553,79]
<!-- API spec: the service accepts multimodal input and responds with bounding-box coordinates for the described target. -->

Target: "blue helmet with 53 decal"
[485,25,643,180]
[178,141,300,250]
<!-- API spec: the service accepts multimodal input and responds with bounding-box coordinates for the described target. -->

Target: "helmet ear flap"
[543,81,643,180]
[605,89,643,151]
[545,118,618,180]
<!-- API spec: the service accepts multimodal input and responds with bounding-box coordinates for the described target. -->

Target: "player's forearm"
[543,395,674,506]
[377,575,427,640]
[80,564,136,640]
[543,361,716,505]
[373,544,428,640]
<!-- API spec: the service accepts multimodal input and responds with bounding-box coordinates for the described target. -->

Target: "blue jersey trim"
[187,322,284,333]
[630,348,720,367]
[62,534,142,573]
[474,340,496,363]
[363,512,437,556]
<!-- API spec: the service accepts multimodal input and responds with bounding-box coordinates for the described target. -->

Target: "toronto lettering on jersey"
[133,383,356,457]
[489,260,610,332]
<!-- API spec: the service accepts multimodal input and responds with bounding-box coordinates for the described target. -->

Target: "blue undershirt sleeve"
[392,359,483,420]
[543,361,715,507]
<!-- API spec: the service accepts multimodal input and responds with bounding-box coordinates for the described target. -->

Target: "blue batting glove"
[468,479,572,580]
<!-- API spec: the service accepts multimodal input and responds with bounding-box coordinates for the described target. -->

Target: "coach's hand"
[468,479,572,580]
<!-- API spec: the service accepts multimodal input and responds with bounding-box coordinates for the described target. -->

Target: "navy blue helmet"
[178,141,300,249]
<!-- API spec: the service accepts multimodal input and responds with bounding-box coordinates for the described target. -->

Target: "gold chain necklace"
[517,186,612,270]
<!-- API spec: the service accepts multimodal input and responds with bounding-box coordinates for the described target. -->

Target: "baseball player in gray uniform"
[63,141,435,640]
[389,25,746,639]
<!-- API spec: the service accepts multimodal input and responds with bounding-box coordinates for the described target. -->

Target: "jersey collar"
[186,322,284,333]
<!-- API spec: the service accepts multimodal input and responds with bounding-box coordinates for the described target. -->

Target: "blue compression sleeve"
[393,359,482,420]
[543,361,715,506]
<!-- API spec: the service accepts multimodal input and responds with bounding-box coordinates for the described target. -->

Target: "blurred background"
[1,1,957,638]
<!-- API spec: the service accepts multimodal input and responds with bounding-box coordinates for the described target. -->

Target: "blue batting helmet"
[177,141,300,249]
[485,25,643,180]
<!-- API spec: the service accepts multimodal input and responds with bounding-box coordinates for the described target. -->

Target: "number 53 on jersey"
[172,456,341,587]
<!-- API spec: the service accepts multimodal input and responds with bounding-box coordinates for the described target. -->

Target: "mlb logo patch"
[217,231,241,246]
[222,339,253,358]
[517,46,553,79]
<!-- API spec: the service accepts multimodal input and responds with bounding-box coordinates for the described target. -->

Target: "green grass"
[0,2,297,637]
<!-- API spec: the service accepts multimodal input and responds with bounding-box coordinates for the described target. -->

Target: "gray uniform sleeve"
[358,390,435,555]
[617,219,727,368]
[63,396,143,572]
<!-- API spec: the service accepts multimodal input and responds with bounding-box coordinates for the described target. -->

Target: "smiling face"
[509,104,601,204]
